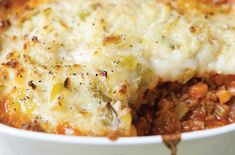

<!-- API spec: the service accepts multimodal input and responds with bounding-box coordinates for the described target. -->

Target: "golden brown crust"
[0,0,51,12]
[0,95,26,128]
[0,0,235,137]
[160,0,234,14]
[0,0,50,32]
[0,0,29,17]
[0,94,44,132]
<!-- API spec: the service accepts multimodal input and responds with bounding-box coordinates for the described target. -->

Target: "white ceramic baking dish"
[0,123,234,155]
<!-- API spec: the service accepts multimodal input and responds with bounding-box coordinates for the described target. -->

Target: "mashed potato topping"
[0,0,235,136]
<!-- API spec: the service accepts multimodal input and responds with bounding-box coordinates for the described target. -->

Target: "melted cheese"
[0,0,235,136]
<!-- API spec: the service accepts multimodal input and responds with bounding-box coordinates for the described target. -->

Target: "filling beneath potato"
[135,74,235,136]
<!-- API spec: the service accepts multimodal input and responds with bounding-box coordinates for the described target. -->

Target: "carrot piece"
[216,90,231,104]
[189,82,208,99]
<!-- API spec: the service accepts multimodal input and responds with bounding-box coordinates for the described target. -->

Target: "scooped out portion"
[0,0,235,137]
[135,75,235,136]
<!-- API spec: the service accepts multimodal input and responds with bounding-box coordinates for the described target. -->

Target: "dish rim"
[0,123,234,146]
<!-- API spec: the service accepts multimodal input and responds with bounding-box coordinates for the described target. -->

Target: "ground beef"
[134,75,235,136]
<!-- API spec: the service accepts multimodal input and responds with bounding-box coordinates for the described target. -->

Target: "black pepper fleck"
[28,80,37,90]
[64,77,71,89]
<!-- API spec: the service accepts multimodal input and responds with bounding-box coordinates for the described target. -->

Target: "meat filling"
[135,75,235,136]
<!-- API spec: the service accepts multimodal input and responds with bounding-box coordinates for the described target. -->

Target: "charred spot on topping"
[16,67,25,78]
[32,36,39,42]
[100,70,108,78]
[0,0,51,19]
[0,0,29,15]
[3,0,28,8]
[64,77,71,89]
[0,19,11,29]
[119,84,128,94]
[103,35,121,46]
[21,120,44,132]
[6,52,17,60]
[0,69,9,82]
[189,26,196,33]
[23,43,30,50]
[28,80,36,90]
[2,59,19,68]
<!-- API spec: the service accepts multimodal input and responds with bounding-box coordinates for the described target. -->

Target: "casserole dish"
[0,0,235,155]
[0,123,235,155]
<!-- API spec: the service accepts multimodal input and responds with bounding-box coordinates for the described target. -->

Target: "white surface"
[0,123,234,155]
